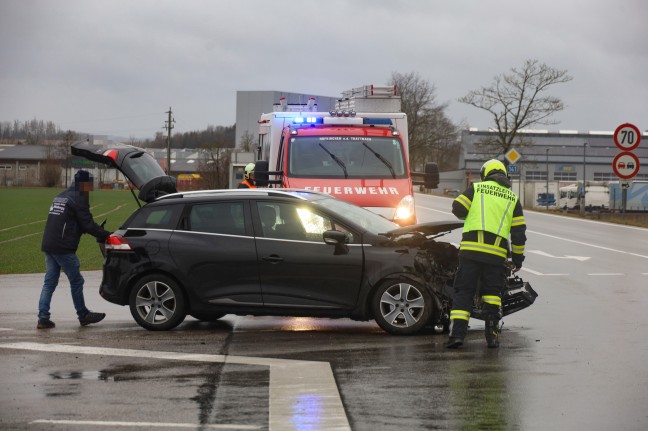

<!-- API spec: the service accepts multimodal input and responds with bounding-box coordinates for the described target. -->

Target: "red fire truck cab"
[255,86,438,226]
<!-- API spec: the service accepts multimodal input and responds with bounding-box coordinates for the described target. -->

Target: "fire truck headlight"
[395,195,415,220]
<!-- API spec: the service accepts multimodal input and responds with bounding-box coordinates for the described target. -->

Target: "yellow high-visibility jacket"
[452,174,526,265]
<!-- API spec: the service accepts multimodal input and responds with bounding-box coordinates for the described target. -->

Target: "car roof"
[153,188,331,204]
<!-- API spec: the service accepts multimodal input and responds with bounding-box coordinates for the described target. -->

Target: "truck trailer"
[608,180,648,211]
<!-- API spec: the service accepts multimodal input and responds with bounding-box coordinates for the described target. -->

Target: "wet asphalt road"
[1,193,648,430]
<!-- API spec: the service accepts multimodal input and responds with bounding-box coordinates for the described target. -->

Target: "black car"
[72,140,535,334]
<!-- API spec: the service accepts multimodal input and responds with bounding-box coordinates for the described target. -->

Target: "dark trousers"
[451,257,506,315]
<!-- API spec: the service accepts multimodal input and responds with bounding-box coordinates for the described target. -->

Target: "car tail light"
[104,234,132,251]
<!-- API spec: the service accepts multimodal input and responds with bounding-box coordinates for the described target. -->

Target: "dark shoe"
[79,311,106,326]
[446,337,464,349]
[485,319,501,348]
[483,303,502,348]
[446,318,469,349]
[37,319,55,329]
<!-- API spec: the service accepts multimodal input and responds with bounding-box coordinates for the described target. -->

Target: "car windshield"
[288,136,407,179]
[311,195,398,234]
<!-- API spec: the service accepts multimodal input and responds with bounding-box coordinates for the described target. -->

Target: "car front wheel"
[372,279,432,335]
[129,274,186,331]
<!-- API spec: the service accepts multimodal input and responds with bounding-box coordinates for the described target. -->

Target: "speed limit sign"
[614,123,641,151]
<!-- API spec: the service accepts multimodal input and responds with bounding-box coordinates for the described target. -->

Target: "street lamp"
[546,148,550,210]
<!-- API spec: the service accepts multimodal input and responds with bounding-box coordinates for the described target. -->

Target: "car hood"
[71,140,177,203]
[383,221,464,238]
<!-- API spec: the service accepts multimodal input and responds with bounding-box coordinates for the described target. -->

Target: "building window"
[18,165,27,171]
[554,172,576,181]
[525,171,547,180]
[593,172,617,181]
[0,165,12,170]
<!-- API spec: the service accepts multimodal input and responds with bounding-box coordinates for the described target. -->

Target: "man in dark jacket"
[37,170,111,329]
[446,159,526,348]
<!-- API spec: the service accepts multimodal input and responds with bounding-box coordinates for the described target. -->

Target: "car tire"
[129,274,186,331]
[189,312,227,322]
[371,279,432,335]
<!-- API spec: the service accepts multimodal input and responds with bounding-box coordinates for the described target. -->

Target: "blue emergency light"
[293,117,323,124]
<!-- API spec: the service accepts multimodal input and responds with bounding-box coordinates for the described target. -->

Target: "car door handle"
[262,255,284,263]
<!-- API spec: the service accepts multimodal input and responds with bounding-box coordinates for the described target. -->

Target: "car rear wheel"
[372,279,432,335]
[129,274,186,331]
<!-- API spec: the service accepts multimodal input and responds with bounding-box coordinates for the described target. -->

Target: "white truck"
[558,181,609,210]
[254,85,438,225]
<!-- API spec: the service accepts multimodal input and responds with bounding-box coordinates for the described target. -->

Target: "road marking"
[527,250,590,261]
[520,268,568,276]
[527,230,648,260]
[0,342,351,431]
[31,419,259,429]
[588,273,625,276]
[524,209,648,232]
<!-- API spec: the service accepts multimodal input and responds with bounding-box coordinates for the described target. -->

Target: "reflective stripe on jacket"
[452,178,526,264]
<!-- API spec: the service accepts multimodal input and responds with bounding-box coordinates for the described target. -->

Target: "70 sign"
[614,123,641,151]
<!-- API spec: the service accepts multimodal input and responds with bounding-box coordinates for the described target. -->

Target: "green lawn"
[0,188,140,274]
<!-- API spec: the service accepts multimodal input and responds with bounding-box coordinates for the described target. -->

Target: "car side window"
[128,204,182,229]
[188,202,245,236]
[256,202,355,243]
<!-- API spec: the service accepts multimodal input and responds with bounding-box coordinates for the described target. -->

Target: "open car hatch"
[71,140,177,203]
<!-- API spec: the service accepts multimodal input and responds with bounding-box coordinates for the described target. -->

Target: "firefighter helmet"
[244,163,255,180]
[480,159,507,181]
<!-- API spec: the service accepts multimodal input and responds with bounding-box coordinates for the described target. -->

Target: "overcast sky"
[1,0,647,140]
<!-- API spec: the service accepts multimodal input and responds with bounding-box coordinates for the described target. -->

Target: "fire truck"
[254,85,438,225]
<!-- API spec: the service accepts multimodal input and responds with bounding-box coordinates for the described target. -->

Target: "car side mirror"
[323,230,349,255]
[423,162,439,189]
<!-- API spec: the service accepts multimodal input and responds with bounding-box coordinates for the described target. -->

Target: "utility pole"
[545,148,549,211]
[580,142,588,215]
[164,107,175,175]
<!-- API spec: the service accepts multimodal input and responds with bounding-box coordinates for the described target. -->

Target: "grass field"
[0,188,140,274]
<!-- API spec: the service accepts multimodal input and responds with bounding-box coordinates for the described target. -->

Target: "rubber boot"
[446,319,468,349]
[483,304,502,348]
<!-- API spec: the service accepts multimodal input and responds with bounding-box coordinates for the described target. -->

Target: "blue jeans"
[38,253,89,320]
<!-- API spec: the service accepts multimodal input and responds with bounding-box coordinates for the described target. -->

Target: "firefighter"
[238,163,256,189]
[447,159,526,348]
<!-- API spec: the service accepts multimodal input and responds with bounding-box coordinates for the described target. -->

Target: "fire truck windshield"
[288,136,407,179]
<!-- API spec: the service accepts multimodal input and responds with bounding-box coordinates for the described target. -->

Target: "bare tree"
[390,71,460,171]
[42,142,64,187]
[198,146,231,189]
[239,130,255,152]
[459,59,573,158]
